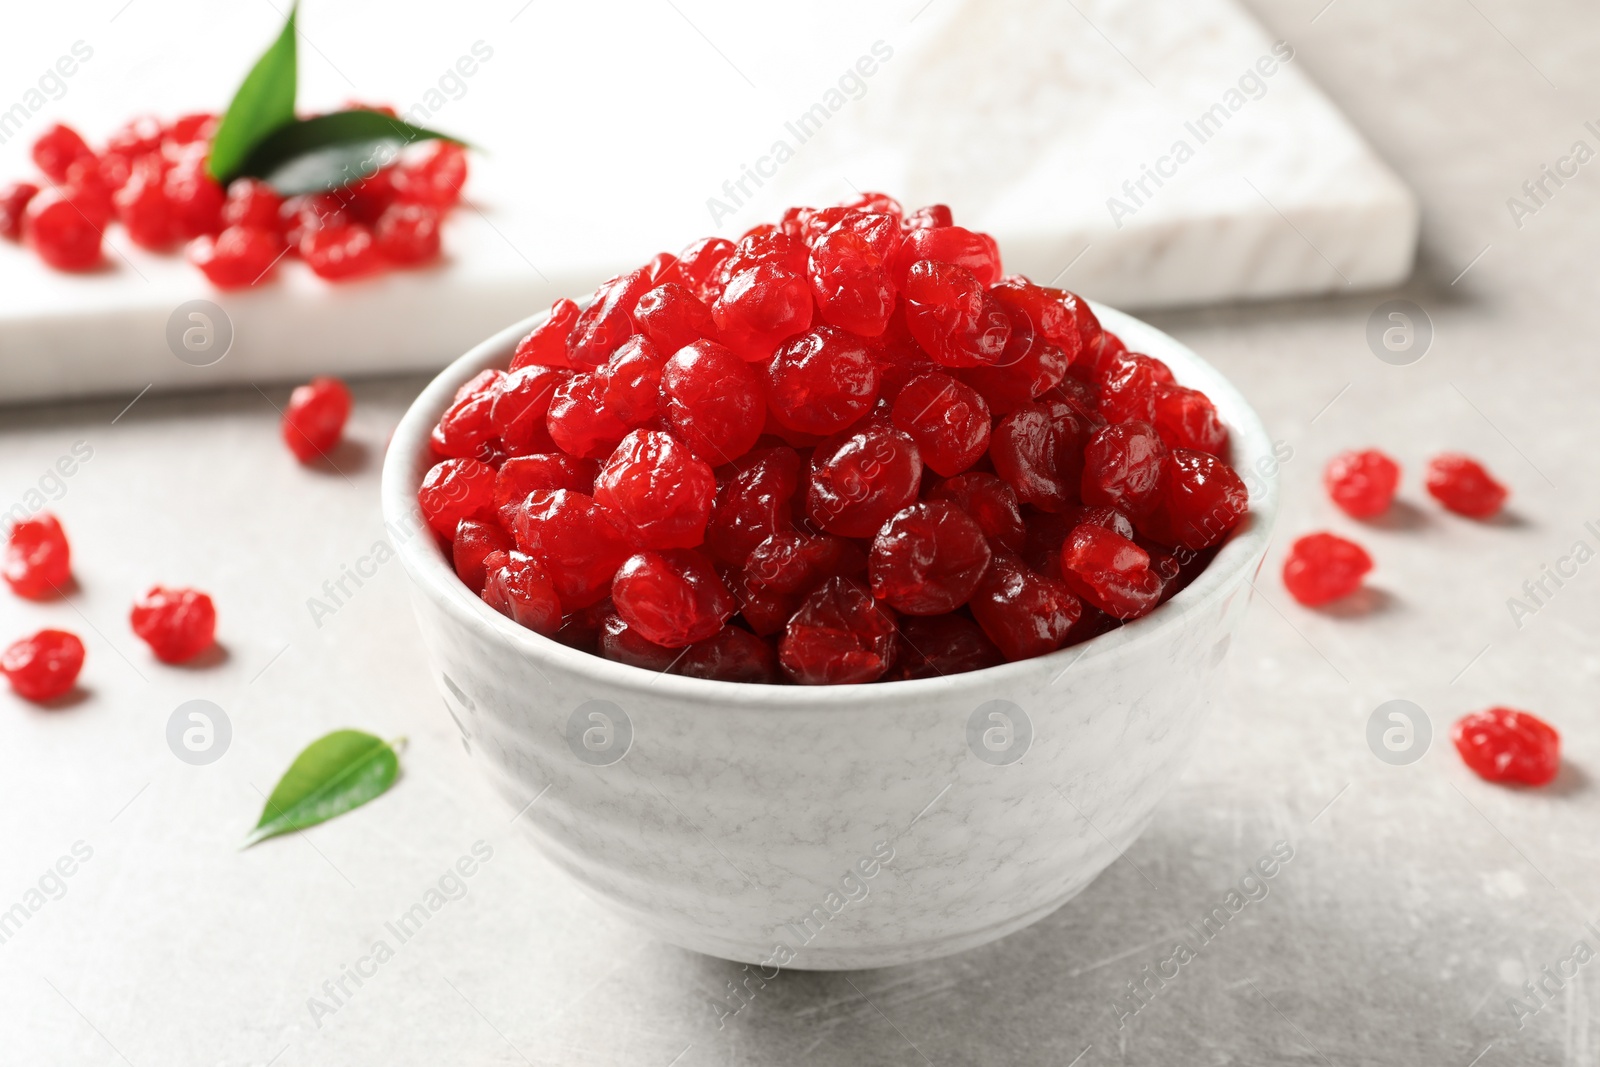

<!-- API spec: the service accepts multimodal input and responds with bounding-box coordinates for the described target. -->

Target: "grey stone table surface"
[3,0,1599,1064]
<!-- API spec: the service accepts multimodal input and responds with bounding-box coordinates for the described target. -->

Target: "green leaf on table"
[244,729,401,848]
[207,3,300,183]
[233,110,466,195]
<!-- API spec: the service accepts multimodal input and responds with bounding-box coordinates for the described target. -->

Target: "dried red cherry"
[806,425,924,538]
[612,549,735,648]
[4,513,71,599]
[969,554,1080,662]
[374,202,442,266]
[705,447,799,566]
[890,372,990,476]
[547,372,630,459]
[482,550,563,635]
[1282,532,1372,606]
[24,188,102,271]
[569,268,652,367]
[1060,524,1164,620]
[494,453,596,525]
[512,489,631,609]
[1452,707,1560,786]
[903,260,1010,367]
[130,586,217,663]
[301,224,382,280]
[1141,450,1249,551]
[452,520,514,593]
[766,326,880,436]
[0,181,40,241]
[491,365,568,456]
[676,625,780,683]
[889,614,1002,679]
[808,227,895,336]
[711,262,814,362]
[419,458,497,538]
[594,430,716,549]
[511,299,581,370]
[1152,385,1228,456]
[633,282,716,353]
[893,225,1001,287]
[1081,420,1166,517]
[659,339,766,463]
[599,611,681,671]
[1426,454,1507,519]
[990,399,1088,512]
[282,376,351,462]
[869,502,993,614]
[779,576,897,684]
[431,369,503,460]
[738,531,865,634]
[928,473,1026,552]
[1324,449,1400,519]
[2,629,85,702]
[189,225,281,289]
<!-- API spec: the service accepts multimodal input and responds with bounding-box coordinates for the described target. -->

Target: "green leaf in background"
[244,729,401,848]
[207,3,300,182]
[234,110,466,195]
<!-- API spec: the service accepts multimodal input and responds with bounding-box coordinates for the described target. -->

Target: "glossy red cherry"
[711,262,814,362]
[0,181,39,241]
[594,430,716,549]
[969,554,1081,662]
[1081,421,1166,518]
[660,340,766,463]
[927,473,1026,552]
[1060,524,1164,620]
[676,625,781,683]
[130,586,217,663]
[418,458,498,538]
[24,189,102,271]
[189,225,281,289]
[1324,449,1400,519]
[890,372,990,476]
[282,377,351,462]
[766,326,880,436]
[481,550,563,635]
[452,519,514,593]
[869,502,993,614]
[779,576,897,684]
[705,447,799,567]
[888,614,1002,680]
[512,489,631,608]
[2,629,85,702]
[1140,450,1249,551]
[3,513,71,599]
[1452,707,1560,786]
[612,549,735,648]
[806,425,924,538]
[1425,454,1507,519]
[1282,532,1372,607]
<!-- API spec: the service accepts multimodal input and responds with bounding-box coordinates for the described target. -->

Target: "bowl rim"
[380,300,1279,708]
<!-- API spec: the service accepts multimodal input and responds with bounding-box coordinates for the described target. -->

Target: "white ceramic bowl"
[380,304,1278,970]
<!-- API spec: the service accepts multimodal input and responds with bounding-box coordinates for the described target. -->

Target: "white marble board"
[0,0,1417,405]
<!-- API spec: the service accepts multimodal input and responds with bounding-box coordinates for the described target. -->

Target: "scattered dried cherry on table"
[1282,532,1372,607]
[1426,453,1507,519]
[130,586,217,664]
[1452,707,1560,786]
[4,513,72,599]
[282,377,352,463]
[2,629,85,703]
[1324,449,1400,519]
[418,194,1256,682]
